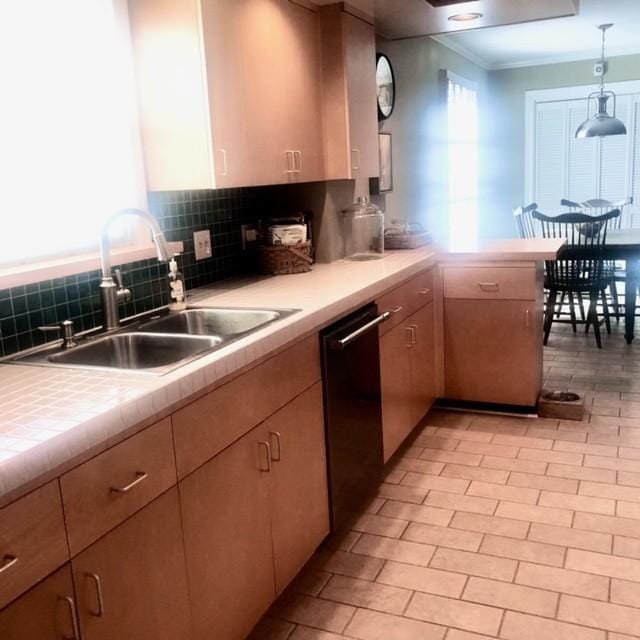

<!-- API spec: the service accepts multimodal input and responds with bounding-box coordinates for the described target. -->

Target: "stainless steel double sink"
[11,307,298,375]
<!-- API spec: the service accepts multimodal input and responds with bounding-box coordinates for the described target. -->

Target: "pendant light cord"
[598,24,613,96]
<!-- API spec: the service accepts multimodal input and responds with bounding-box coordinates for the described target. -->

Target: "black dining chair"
[532,208,621,348]
[513,202,538,239]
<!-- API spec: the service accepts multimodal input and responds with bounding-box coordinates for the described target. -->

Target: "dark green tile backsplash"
[0,188,266,357]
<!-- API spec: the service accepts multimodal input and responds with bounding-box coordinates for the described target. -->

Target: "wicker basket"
[259,241,313,275]
[384,230,432,250]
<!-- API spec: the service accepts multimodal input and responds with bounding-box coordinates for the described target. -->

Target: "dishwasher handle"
[329,312,391,350]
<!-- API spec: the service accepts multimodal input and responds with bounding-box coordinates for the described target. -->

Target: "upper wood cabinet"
[128,0,325,190]
[319,5,379,180]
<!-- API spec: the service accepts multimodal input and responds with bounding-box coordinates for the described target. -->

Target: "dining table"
[574,228,640,344]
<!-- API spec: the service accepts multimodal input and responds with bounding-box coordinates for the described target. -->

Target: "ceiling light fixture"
[575,24,627,139]
[448,12,483,22]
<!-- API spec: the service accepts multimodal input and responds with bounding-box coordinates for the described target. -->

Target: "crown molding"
[429,34,492,70]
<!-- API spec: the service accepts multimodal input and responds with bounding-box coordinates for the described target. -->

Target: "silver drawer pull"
[86,573,105,617]
[258,441,272,472]
[478,282,499,291]
[418,289,430,295]
[269,431,282,462]
[390,306,403,314]
[0,554,17,574]
[110,471,148,494]
[58,595,81,640]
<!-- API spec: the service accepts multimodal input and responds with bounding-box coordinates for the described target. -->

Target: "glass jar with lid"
[342,196,384,261]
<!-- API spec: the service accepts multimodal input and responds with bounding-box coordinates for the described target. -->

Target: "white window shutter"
[567,100,599,203]
[534,101,567,212]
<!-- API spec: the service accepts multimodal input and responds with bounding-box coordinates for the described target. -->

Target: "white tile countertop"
[0,238,564,506]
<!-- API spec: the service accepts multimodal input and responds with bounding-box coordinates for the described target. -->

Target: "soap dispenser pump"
[168,257,187,311]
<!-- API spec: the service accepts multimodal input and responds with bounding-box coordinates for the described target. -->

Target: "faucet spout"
[100,208,174,330]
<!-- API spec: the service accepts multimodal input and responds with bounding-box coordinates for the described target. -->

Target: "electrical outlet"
[193,229,212,260]
[241,224,258,250]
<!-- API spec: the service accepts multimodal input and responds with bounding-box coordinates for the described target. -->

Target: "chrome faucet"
[100,208,174,330]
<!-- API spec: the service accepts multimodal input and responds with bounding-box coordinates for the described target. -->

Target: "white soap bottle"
[168,257,187,311]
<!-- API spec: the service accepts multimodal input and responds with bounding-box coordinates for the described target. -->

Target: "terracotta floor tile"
[553,441,619,457]
[446,631,496,640]
[467,480,540,505]
[412,435,459,450]
[507,471,578,494]
[500,611,606,640]
[573,512,640,539]
[430,546,517,582]
[493,433,553,450]
[528,522,612,553]
[418,449,483,467]
[393,457,446,476]
[558,594,640,636]
[462,576,558,616]
[383,469,406,484]
[312,550,384,581]
[290,570,332,597]
[402,522,482,552]
[518,447,584,465]
[546,462,617,483]
[378,500,453,527]
[481,455,547,475]
[449,511,529,539]
[376,560,466,598]
[617,470,640,487]
[616,500,640,519]
[456,440,519,458]
[376,482,428,505]
[611,578,640,608]
[580,480,640,502]
[319,575,411,615]
[515,562,609,600]
[248,616,296,639]
[526,427,586,443]
[479,534,565,566]
[434,427,493,442]
[584,455,640,472]
[401,471,470,494]
[440,463,509,485]
[269,594,355,634]
[566,548,640,581]
[289,626,345,640]
[608,634,639,640]
[351,513,409,539]
[405,592,503,636]
[538,489,615,515]
[613,535,640,559]
[424,490,497,515]
[619,446,640,460]
[351,533,435,567]
[343,608,446,640]
[494,500,573,526]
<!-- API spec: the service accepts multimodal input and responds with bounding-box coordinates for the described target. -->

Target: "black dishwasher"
[321,303,389,531]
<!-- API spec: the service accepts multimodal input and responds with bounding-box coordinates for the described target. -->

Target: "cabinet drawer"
[377,268,434,335]
[0,481,68,609]
[60,418,176,556]
[172,334,321,478]
[444,266,536,301]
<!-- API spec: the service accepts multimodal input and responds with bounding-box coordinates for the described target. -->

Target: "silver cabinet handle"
[418,289,430,295]
[258,441,272,472]
[59,595,81,640]
[294,150,302,173]
[218,148,228,176]
[269,431,282,462]
[0,554,17,574]
[330,312,391,350]
[407,325,417,346]
[478,282,499,291]
[110,471,148,494]
[525,308,530,328]
[351,148,360,171]
[404,326,415,347]
[285,150,295,174]
[390,305,403,314]
[86,573,105,617]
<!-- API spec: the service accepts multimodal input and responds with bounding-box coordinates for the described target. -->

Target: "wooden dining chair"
[513,202,538,239]
[532,208,621,348]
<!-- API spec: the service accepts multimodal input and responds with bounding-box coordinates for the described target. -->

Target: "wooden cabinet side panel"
[128,0,213,190]
[179,425,274,640]
[269,383,330,593]
[172,334,321,478]
[444,299,542,406]
[0,565,76,640]
[72,488,192,640]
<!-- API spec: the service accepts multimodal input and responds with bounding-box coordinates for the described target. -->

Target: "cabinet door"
[179,423,275,640]
[0,565,78,640]
[343,12,379,179]
[268,383,329,594]
[72,488,191,640]
[408,302,437,425]
[444,299,541,406]
[380,321,414,462]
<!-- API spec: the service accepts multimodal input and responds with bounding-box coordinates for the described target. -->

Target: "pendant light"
[575,24,627,139]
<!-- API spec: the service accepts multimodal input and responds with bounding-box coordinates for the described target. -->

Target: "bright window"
[447,72,479,249]
[0,0,146,267]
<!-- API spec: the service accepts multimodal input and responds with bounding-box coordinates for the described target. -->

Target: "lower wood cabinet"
[380,301,437,462]
[72,488,192,640]
[179,381,329,640]
[0,565,78,640]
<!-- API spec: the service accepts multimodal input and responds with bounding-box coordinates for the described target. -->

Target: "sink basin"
[47,333,221,372]
[138,307,293,338]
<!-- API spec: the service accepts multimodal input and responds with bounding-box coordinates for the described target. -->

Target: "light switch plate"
[193,229,212,260]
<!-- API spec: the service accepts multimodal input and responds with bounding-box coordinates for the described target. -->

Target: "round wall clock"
[376,54,395,121]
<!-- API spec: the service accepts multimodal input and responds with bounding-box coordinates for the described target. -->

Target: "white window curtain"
[447,71,479,249]
[0,0,146,267]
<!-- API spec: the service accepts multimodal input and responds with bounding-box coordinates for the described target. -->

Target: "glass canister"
[342,196,384,260]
